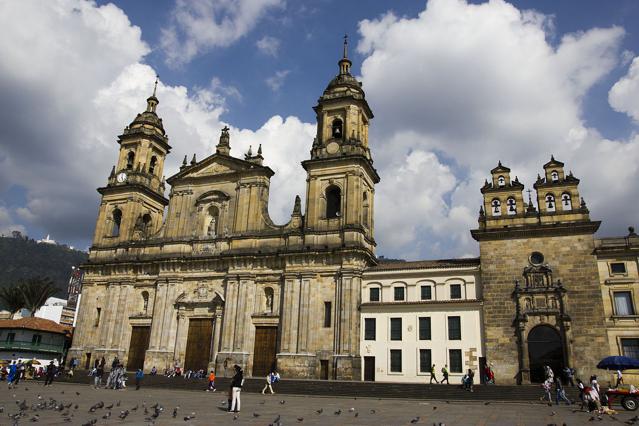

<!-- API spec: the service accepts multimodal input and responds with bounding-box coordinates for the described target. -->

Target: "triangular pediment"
[167,154,273,183]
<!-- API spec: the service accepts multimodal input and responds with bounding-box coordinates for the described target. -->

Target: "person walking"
[14,360,23,386]
[429,364,439,384]
[541,378,552,404]
[467,369,475,392]
[229,365,243,413]
[262,370,280,394]
[441,365,450,384]
[563,366,575,387]
[576,378,586,410]
[544,365,554,381]
[206,370,216,392]
[135,369,143,390]
[615,369,623,387]
[554,377,571,405]
[7,361,17,387]
[94,364,103,388]
[44,361,56,386]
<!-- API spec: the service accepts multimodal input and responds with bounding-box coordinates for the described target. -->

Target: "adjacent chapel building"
[69,44,636,385]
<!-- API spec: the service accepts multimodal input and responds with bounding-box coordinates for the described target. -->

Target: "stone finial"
[191,153,197,165]
[180,155,187,170]
[479,205,485,217]
[628,226,636,236]
[293,195,302,215]
[257,144,262,156]
[216,126,231,155]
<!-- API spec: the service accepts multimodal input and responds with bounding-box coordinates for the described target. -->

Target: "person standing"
[94,364,103,389]
[563,366,575,387]
[554,377,571,405]
[467,369,475,392]
[44,361,56,386]
[135,369,143,390]
[229,365,243,413]
[429,364,439,384]
[440,365,450,385]
[7,361,17,387]
[14,360,23,386]
[615,369,623,387]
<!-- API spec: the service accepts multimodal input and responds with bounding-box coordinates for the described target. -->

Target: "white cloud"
[609,56,639,122]
[0,206,25,236]
[357,0,636,259]
[265,69,291,91]
[256,35,281,56]
[162,0,284,67]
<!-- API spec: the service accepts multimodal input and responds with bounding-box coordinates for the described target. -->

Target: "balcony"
[0,340,64,354]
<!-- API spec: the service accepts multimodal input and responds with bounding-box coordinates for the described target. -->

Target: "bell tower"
[93,78,170,246]
[303,36,380,249]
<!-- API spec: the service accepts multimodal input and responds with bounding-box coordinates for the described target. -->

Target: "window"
[610,263,627,275]
[390,318,402,341]
[491,199,501,216]
[420,285,432,300]
[561,193,572,211]
[126,151,135,169]
[551,170,559,182]
[324,302,332,327]
[31,334,42,345]
[111,209,122,237]
[331,118,343,138]
[364,318,376,341]
[545,194,556,212]
[621,338,639,359]
[449,349,462,373]
[390,349,402,373]
[613,292,635,316]
[450,284,462,299]
[448,316,461,340]
[497,176,505,187]
[149,156,157,174]
[393,286,405,301]
[95,307,101,327]
[506,197,516,215]
[326,186,341,218]
[6,332,15,343]
[369,287,380,302]
[419,317,431,340]
[419,349,432,373]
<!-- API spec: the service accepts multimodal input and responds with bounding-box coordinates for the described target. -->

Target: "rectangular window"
[394,287,405,301]
[324,302,332,327]
[31,334,42,345]
[418,317,431,340]
[6,332,15,343]
[449,349,462,373]
[614,292,635,316]
[364,318,376,341]
[448,316,461,340]
[390,318,402,341]
[390,349,402,373]
[450,284,462,299]
[621,338,639,359]
[419,349,432,373]
[610,262,627,275]
[369,287,380,302]
[420,286,432,300]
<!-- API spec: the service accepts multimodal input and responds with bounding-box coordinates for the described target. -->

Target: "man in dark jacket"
[229,365,243,413]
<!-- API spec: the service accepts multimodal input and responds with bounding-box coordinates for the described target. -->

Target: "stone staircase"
[55,372,581,402]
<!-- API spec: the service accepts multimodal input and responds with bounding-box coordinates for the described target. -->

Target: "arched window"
[326,186,341,218]
[506,197,517,215]
[491,199,501,216]
[142,213,152,234]
[551,171,559,182]
[141,291,149,314]
[561,193,572,211]
[264,287,274,313]
[111,208,122,236]
[497,176,506,187]
[126,151,135,170]
[207,206,219,237]
[331,118,343,139]
[545,194,556,212]
[149,156,157,174]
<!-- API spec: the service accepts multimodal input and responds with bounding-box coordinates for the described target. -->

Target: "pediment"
[168,154,273,183]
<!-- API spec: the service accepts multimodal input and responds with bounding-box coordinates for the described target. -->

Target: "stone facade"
[69,43,378,380]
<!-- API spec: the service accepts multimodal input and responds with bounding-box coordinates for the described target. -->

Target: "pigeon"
[273,415,281,424]
[131,404,138,411]
[550,411,556,416]
[184,415,193,421]
[102,411,111,419]
[74,405,78,410]
[29,414,40,422]
[25,388,29,391]
[335,409,342,415]
[279,400,286,404]
[411,417,420,424]
[316,408,323,414]
[484,402,490,405]
[38,394,42,400]
[433,406,437,410]
[105,404,113,410]
[370,409,376,414]
[233,414,239,420]
[589,417,596,421]
[297,417,304,422]
[76,392,80,396]
[116,400,121,407]
[355,412,359,418]
[173,408,179,418]
[119,410,129,420]
[349,407,355,412]
[253,413,260,417]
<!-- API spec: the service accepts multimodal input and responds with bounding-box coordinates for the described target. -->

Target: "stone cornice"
[97,183,169,206]
[302,155,380,183]
[471,220,601,241]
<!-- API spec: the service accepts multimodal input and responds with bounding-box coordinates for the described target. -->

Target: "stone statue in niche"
[207,216,217,237]
[525,298,532,311]
[266,293,273,312]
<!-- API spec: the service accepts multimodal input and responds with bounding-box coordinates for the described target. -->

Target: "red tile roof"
[0,317,71,335]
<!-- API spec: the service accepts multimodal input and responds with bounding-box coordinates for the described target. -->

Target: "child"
[206,370,216,392]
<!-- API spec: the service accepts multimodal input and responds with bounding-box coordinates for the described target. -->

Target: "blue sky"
[0,0,638,258]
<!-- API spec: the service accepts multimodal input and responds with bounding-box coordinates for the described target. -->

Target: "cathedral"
[70,42,635,385]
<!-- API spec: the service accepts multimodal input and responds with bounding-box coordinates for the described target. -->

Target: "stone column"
[279,274,300,353]
[148,280,168,351]
[111,283,132,352]
[210,312,223,372]
[220,277,238,352]
[333,271,362,380]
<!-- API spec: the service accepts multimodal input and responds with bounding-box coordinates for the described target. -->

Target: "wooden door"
[127,326,150,370]
[184,318,213,371]
[364,356,375,381]
[253,326,277,377]
[320,360,329,380]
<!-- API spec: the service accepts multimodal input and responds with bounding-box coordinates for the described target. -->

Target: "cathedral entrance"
[527,325,564,383]
[184,318,213,371]
[253,326,277,377]
[127,326,150,370]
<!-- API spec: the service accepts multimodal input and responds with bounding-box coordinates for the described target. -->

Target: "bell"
[509,205,516,212]
[547,200,554,209]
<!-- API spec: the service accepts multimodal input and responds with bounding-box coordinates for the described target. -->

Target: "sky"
[0,0,638,259]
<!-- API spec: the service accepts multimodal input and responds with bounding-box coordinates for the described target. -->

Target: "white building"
[360,258,484,383]
[34,297,66,322]
[36,234,56,244]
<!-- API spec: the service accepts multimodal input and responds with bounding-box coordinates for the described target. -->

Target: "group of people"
[427,363,492,390]
[540,365,614,413]
[2,359,60,386]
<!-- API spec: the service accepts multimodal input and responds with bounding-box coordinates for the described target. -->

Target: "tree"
[0,285,25,318]
[19,277,59,316]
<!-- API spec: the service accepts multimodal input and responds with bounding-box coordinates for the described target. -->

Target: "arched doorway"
[527,325,564,383]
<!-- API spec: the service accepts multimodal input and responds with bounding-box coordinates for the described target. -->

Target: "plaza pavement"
[0,381,636,426]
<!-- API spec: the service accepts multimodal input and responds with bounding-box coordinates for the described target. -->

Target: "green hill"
[0,235,88,302]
